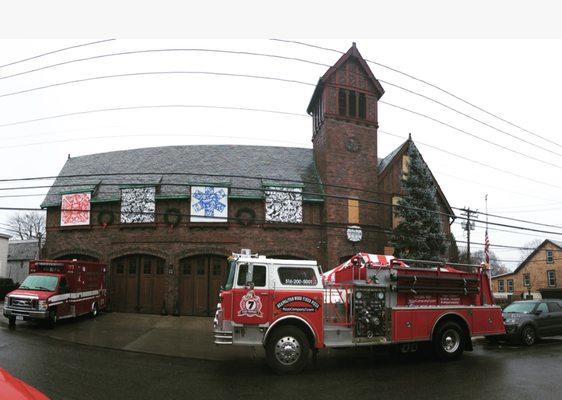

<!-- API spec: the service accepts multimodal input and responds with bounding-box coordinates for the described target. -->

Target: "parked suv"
[500,300,562,345]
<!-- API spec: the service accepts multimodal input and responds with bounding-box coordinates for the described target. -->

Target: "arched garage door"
[56,254,99,262]
[111,255,166,314]
[178,255,228,316]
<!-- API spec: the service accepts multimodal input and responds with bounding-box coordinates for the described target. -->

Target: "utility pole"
[460,207,478,264]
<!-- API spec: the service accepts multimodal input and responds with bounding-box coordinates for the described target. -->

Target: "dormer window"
[338,89,366,119]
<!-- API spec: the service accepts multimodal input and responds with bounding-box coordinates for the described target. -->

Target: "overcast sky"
[0,38,560,268]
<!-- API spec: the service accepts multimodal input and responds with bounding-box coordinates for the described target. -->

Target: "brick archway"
[50,248,102,262]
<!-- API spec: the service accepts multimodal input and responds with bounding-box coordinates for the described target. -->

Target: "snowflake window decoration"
[265,187,303,223]
[190,186,228,222]
[120,187,156,224]
[61,192,91,226]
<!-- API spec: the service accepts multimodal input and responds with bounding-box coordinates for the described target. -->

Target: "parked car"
[0,368,49,399]
[499,300,562,345]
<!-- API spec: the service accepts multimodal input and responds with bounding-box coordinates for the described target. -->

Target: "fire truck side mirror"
[245,281,254,290]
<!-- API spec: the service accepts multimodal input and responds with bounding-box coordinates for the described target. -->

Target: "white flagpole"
[485,194,491,288]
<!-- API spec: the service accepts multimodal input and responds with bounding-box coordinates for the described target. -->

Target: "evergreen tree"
[448,233,460,263]
[390,144,447,261]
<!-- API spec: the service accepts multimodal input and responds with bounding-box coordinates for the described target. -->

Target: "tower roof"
[307,43,385,114]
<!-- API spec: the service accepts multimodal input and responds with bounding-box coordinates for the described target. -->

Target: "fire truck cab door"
[57,277,72,317]
[232,263,270,325]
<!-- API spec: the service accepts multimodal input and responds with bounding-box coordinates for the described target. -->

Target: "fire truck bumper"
[213,329,234,345]
[3,307,49,320]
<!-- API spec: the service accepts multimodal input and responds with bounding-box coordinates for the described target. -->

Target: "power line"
[377,79,562,158]
[379,100,562,172]
[0,71,314,100]
[0,46,558,159]
[0,205,555,254]
[1,177,562,237]
[0,48,327,81]
[380,129,562,193]
[270,38,561,150]
[0,101,557,199]
[0,104,307,131]
[0,39,115,69]
[1,170,561,231]
[1,67,560,174]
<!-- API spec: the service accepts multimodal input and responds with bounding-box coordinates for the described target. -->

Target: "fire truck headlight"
[37,300,48,310]
[4,296,8,304]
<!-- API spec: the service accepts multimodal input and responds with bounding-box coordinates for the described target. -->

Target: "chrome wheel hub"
[442,329,460,353]
[524,327,535,344]
[275,336,301,365]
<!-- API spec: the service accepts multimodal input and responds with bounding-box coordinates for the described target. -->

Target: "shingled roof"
[8,240,39,261]
[41,145,325,207]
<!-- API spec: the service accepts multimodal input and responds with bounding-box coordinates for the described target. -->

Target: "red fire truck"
[213,252,505,374]
[3,260,108,328]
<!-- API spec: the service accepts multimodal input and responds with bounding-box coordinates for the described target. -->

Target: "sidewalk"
[0,308,262,361]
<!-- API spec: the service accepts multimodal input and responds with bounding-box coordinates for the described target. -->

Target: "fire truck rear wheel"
[266,326,310,374]
[433,321,465,361]
[90,302,99,319]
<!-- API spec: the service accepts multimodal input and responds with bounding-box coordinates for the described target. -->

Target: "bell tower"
[307,43,385,266]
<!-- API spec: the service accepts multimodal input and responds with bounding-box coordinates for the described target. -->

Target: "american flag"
[484,228,490,264]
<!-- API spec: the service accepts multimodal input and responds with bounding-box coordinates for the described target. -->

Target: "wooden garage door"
[111,255,166,314]
[179,255,228,316]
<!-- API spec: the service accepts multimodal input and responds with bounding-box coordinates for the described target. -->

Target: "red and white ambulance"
[213,251,505,374]
[3,260,108,327]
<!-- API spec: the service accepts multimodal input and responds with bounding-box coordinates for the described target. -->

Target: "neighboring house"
[0,234,9,280]
[6,239,39,284]
[492,239,562,300]
[40,43,455,316]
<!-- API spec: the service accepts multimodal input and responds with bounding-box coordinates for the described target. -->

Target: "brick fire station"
[41,44,454,316]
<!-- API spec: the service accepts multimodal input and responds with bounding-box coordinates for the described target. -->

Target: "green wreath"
[98,210,115,227]
[235,207,256,226]
[163,208,182,226]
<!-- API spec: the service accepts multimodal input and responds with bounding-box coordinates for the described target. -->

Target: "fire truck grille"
[9,297,34,309]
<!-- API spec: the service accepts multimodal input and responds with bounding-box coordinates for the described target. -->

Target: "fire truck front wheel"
[46,308,57,329]
[433,321,465,361]
[266,325,310,374]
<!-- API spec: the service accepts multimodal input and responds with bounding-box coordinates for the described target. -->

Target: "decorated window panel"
[120,187,156,224]
[60,192,91,226]
[190,186,228,222]
[265,187,303,223]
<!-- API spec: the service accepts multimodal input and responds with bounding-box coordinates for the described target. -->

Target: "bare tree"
[6,211,46,240]
[459,249,510,276]
[519,239,544,261]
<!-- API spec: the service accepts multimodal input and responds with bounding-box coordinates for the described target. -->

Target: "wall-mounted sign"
[61,192,91,226]
[346,225,363,242]
[190,186,228,222]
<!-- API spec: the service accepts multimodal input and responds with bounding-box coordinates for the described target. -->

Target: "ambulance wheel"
[47,309,57,329]
[433,321,465,361]
[266,325,310,374]
[8,317,15,328]
[90,303,99,319]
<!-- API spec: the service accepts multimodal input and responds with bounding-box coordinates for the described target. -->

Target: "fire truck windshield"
[224,260,237,290]
[18,275,59,292]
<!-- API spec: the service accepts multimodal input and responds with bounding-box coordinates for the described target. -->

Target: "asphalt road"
[1,327,561,400]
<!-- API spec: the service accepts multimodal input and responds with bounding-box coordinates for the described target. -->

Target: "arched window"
[348,90,357,117]
[358,93,366,119]
[338,89,346,116]
[338,89,366,120]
